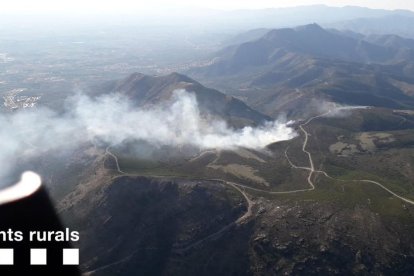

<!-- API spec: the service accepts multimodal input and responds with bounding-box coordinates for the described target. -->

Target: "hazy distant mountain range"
[330,14,414,38]
[189,24,414,117]
[192,5,414,36]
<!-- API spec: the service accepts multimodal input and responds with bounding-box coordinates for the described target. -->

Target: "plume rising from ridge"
[0,89,296,185]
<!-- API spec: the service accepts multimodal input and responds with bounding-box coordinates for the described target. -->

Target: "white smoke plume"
[315,100,370,118]
[0,89,296,184]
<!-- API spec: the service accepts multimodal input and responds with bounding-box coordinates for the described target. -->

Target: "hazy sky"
[1,0,413,14]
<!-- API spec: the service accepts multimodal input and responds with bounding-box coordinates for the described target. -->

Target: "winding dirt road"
[224,111,332,195]
[227,182,254,223]
[285,110,414,206]
[314,169,414,205]
[105,146,125,174]
[298,110,334,188]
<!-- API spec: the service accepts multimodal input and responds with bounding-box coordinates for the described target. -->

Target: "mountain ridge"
[94,72,272,127]
[188,24,414,117]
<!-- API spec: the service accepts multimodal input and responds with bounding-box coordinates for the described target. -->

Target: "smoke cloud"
[0,89,296,184]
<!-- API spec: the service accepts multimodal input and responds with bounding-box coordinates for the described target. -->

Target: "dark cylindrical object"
[0,172,80,275]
